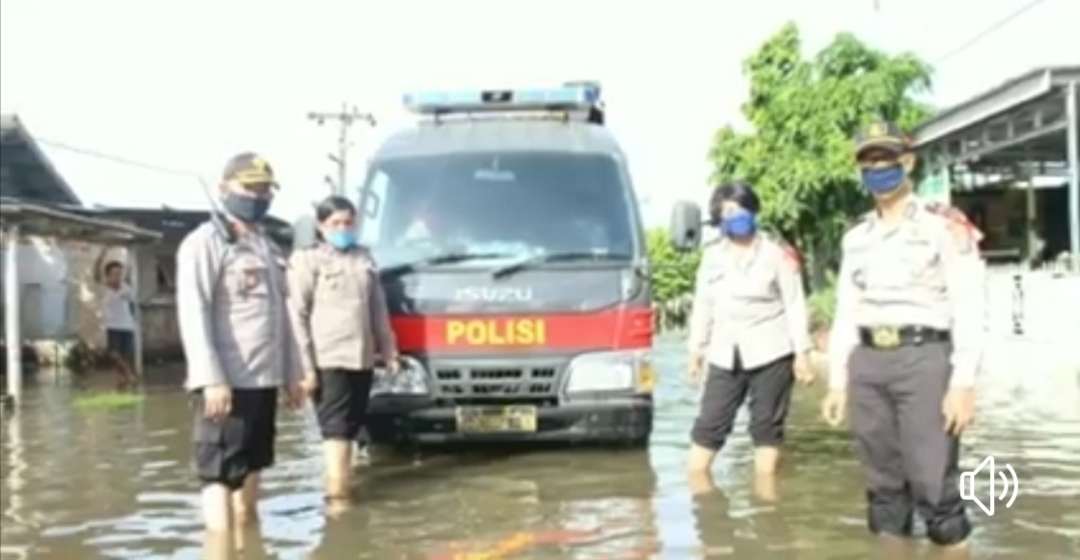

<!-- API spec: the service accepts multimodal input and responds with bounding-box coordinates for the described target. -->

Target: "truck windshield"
[358,152,637,270]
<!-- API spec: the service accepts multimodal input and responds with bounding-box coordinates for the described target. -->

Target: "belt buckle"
[871,326,902,349]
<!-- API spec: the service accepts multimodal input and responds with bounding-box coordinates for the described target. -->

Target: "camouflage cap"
[853,121,910,158]
[222,152,279,188]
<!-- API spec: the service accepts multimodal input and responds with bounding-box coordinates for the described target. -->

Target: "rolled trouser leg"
[849,346,914,537]
[690,363,751,454]
[746,354,795,449]
[894,343,971,546]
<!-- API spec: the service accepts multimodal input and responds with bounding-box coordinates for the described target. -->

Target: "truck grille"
[432,366,560,402]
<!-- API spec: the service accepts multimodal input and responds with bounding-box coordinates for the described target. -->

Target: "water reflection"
[0,336,1078,559]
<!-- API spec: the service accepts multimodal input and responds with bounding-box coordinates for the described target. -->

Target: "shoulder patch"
[924,202,984,252]
[772,238,802,271]
[357,246,378,268]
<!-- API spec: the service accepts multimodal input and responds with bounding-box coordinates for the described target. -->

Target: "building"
[63,207,292,361]
[914,66,1080,352]
[914,66,1080,269]
[2,114,294,401]
[2,115,161,400]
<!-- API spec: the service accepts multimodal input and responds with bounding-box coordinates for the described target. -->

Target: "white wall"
[0,237,70,339]
[985,268,1080,376]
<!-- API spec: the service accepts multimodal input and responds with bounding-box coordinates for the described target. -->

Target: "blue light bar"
[403,83,601,115]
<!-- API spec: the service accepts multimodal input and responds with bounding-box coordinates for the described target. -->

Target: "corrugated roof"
[0,197,161,243]
[0,114,82,206]
[915,66,1080,148]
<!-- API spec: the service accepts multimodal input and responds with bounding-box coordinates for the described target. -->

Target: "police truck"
[354,83,655,445]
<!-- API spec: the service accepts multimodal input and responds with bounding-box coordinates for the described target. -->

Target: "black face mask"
[223,193,271,223]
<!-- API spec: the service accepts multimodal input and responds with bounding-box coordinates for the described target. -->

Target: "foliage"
[646,228,701,304]
[74,391,144,411]
[646,228,701,330]
[64,339,99,371]
[709,23,933,283]
[808,270,838,333]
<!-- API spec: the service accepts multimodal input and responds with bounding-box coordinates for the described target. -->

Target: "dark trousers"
[848,342,971,545]
[691,351,794,451]
[106,329,134,366]
[314,368,374,441]
[191,388,278,490]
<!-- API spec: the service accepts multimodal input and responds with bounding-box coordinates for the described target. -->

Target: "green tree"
[646,228,701,330]
[710,23,933,284]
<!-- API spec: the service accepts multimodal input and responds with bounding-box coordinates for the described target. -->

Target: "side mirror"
[670,200,703,251]
[291,214,319,250]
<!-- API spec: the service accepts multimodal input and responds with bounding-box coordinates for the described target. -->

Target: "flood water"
[2,334,1078,559]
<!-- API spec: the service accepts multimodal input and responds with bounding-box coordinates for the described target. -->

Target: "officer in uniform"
[288,195,399,505]
[177,153,304,545]
[688,182,815,487]
[821,122,986,550]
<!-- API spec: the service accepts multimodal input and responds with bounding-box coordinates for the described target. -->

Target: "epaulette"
[776,237,802,271]
[923,201,984,243]
[760,230,802,271]
[208,212,238,244]
[922,201,984,253]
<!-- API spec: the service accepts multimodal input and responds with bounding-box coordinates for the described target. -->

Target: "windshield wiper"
[491,251,633,279]
[382,252,514,276]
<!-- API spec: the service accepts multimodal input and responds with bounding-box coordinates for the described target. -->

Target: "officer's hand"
[687,352,705,386]
[203,384,232,421]
[942,387,976,436]
[793,352,815,386]
[385,356,401,376]
[285,381,305,411]
[821,390,847,428]
[300,372,319,398]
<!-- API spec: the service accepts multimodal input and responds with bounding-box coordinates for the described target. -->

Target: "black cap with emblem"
[222,152,279,189]
[853,120,911,159]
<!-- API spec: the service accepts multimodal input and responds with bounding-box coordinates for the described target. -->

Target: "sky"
[2,0,1078,227]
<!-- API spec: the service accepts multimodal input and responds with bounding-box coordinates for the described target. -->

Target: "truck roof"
[374,119,626,160]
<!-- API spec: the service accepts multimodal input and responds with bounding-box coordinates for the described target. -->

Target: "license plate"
[455,405,537,433]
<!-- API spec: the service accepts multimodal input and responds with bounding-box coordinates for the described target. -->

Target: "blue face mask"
[722,209,757,238]
[861,164,906,194]
[326,229,358,251]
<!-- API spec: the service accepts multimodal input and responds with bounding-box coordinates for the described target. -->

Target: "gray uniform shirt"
[688,233,812,370]
[177,222,302,391]
[828,197,987,390]
[287,243,398,373]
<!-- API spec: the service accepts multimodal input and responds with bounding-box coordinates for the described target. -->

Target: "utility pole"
[306,103,376,196]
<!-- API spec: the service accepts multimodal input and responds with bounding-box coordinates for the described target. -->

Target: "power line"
[306,104,376,196]
[36,138,230,224]
[935,0,1049,64]
[35,138,203,179]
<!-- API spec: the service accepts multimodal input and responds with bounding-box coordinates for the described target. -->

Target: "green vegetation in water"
[74,392,144,411]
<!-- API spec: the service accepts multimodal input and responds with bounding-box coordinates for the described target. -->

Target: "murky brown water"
[2,335,1078,559]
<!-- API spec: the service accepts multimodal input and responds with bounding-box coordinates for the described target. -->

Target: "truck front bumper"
[366,396,652,445]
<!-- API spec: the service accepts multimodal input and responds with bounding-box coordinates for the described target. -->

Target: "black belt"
[858,326,950,349]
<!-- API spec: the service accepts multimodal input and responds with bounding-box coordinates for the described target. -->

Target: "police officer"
[287,195,399,505]
[687,181,815,483]
[821,122,986,550]
[177,153,304,543]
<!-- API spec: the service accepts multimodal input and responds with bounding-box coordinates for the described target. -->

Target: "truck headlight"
[371,355,430,396]
[564,350,655,395]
